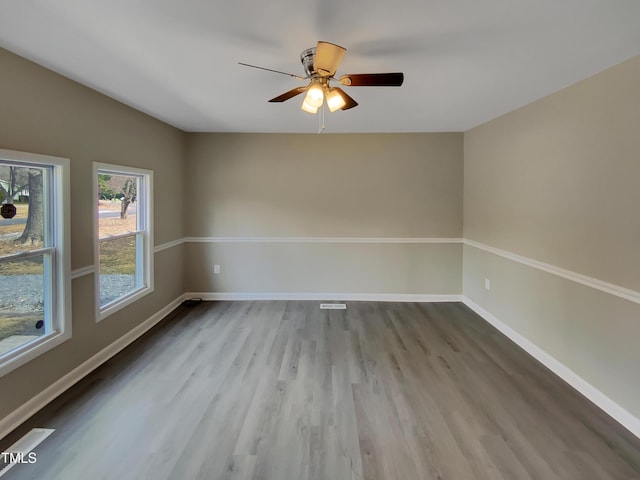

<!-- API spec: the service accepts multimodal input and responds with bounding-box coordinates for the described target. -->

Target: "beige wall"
[464,55,640,291]
[185,133,463,295]
[0,48,185,419]
[185,242,461,295]
[463,55,640,418]
[4,41,638,437]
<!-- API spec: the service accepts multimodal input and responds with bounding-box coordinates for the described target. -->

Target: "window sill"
[0,330,71,378]
[96,285,154,322]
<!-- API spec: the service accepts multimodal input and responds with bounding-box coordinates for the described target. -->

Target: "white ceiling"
[1,1,640,133]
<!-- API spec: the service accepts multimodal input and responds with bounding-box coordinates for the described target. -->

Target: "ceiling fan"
[239,41,404,114]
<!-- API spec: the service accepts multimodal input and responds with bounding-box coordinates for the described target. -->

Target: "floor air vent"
[0,428,54,477]
[320,303,347,310]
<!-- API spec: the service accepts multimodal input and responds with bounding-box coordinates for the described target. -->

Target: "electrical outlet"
[485,278,491,290]
[213,264,221,274]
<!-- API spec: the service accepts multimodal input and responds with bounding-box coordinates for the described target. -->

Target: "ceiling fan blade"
[338,72,404,87]
[313,41,346,77]
[239,62,306,80]
[333,87,358,110]
[268,87,308,103]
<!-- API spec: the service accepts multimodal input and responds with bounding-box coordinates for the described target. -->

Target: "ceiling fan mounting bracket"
[300,47,317,77]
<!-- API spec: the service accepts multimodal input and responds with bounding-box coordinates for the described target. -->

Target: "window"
[0,149,70,377]
[94,163,153,321]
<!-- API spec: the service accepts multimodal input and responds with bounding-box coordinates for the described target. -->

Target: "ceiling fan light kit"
[240,41,404,117]
[326,88,346,112]
[301,98,318,114]
[304,82,324,108]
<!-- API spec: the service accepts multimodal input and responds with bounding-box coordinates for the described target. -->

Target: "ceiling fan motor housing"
[300,47,316,76]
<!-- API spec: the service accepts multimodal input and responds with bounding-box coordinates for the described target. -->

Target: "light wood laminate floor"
[2,301,639,479]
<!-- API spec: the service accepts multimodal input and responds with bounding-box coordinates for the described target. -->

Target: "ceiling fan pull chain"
[318,103,325,133]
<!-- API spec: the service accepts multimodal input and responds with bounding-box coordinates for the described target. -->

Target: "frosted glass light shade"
[305,84,324,108]
[301,98,318,114]
[326,89,346,112]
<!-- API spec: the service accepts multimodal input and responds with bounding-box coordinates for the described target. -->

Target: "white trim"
[94,162,155,178]
[185,292,463,302]
[183,236,639,304]
[0,150,71,378]
[185,235,639,304]
[93,163,154,322]
[462,297,640,440]
[463,239,640,305]
[0,294,186,441]
[98,230,141,243]
[0,332,71,379]
[0,248,52,263]
[184,236,463,244]
[0,149,67,166]
[70,237,182,283]
[97,284,151,320]
[154,238,184,253]
[69,236,182,281]
[70,265,95,279]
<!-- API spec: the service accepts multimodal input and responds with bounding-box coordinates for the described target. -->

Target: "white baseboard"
[184,292,463,303]
[462,296,640,440]
[0,294,186,441]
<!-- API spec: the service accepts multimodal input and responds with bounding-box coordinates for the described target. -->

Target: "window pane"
[99,235,137,306]
[0,165,46,255]
[98,174,139,238]
[95,164,151,320]
[0,256,47,357]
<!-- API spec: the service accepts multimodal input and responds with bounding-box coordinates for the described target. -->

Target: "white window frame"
[93,163,153,322]
[0,149,71,378]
